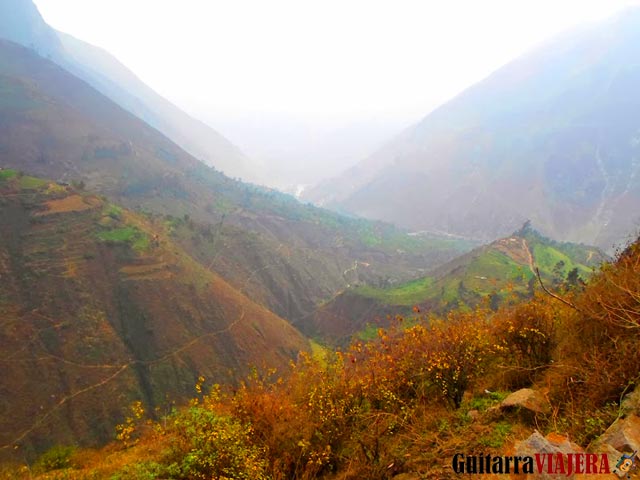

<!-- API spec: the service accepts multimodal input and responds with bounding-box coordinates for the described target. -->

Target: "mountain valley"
[0,1,639,477]
[305,223,605,343]
[305,8,640,251]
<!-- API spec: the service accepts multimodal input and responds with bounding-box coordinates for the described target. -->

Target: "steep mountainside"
[1,0,251,179]
[55,32,252,180]
[307,225,605,343]
[0,39,469,326]
[0,0,63,59]
[0,170,308,455]
[305,8,640,250]
[1,215,636,479]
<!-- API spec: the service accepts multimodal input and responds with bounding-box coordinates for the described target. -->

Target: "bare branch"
[535,267,579,311]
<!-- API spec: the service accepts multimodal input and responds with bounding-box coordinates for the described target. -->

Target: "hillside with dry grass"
[3,230,637,479]
[0,169,309,458]
[0,38,470,329]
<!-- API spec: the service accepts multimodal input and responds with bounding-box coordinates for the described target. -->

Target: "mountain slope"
[307,225,605,342]
[55,31,252,180]
[1,0,251,179]
[306,8,640,250]
[0,0,63,59]
[0,37,469,456]
[0,39,470,328]
[0,169,308,455]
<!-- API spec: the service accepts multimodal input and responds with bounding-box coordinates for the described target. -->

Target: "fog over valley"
[34,0,635,191]
[1,1,640,477]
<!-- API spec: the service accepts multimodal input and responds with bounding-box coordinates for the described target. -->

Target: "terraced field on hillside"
[0,171,308,455]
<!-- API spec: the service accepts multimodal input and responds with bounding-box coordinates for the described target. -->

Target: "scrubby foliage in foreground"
[5,238,640,479]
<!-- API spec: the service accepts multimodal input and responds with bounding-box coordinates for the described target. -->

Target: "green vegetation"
[211,197,235,215]
[309,339,329,364]
[18,175,49,189]
[466,390,509,411]
[355,276,435,305]
[520,224,603,268]
[346,217,472,254]
[0,169,50,189]
[33,445,75,473]
[532,243,591,277]
[468,250,529,285]
[0,168,17,181]
[96,226,149,251]
[96,226,137,243]
[349,231,596,315]
[162,407,269,479]
[355,323,381,341]
[103,203,123,220]
[96,205,151,252]
[353,249,527,308]
[110,403,270,480]
[479,422,512,448]
[195,171,473,257]
[111,462,166,480]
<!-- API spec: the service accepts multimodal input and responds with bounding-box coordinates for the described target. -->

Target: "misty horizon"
[33,0,637,191]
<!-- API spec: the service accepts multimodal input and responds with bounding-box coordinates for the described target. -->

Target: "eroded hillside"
[0,39,470,328]
[0,170,308,456]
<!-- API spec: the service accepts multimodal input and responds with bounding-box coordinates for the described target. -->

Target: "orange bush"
[491,296,559,388]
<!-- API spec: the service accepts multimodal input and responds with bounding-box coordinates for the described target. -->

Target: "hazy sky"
[33,0,636,122]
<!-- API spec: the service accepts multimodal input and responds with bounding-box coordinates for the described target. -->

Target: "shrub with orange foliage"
[95,237,640,478]
[580,240,640,332]
[491,296,558,389]
[353,312,498,409]
[418,312,496,408]
[209,311,500,477]
[550,237,640,414]
[230,357,357,479]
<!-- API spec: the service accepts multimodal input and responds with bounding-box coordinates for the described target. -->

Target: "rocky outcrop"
[590,414,640,478]
[597,415,640,453]
[501,388,550,414]
[516,431,582,457]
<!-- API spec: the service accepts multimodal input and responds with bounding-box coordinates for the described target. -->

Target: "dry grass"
[36,195,99,216]
[4,236,639,479]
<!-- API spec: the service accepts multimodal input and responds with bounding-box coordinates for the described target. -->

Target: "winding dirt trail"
[522,238,536,274]
[0,305,247,451]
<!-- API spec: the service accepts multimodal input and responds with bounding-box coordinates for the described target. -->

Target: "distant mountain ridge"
[305,8,640,251]
[0,0,62,58]
[56,31,253,179]
[0,0,252,179]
